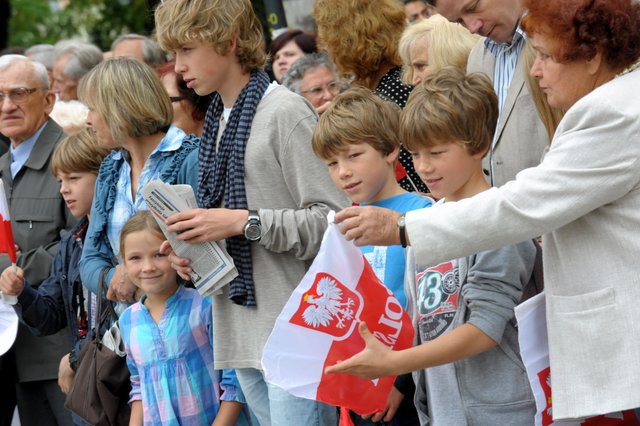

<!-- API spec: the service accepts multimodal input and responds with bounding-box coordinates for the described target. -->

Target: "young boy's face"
[325,142,399,205]
[173,41,238,97]
[411,141,486,202]
[56,171,97,218]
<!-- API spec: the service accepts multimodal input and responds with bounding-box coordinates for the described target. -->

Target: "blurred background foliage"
[8,0,158,50]
[4,0,270,52]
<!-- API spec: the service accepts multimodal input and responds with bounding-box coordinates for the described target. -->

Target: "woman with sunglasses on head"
[157,61,210,138]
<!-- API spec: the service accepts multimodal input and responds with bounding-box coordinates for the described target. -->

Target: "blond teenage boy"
[326,67,537,425]
[0,128,110,407]
[313,86,431,425]
[154,1,348,425]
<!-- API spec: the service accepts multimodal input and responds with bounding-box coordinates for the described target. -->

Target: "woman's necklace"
[616,61,640,78]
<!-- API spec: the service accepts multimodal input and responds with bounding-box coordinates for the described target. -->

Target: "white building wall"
[282,0,315,30]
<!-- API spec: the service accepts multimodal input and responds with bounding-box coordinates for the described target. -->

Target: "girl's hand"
[211,401,244,426]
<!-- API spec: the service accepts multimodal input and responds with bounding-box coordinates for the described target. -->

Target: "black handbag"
[64,268,131,425]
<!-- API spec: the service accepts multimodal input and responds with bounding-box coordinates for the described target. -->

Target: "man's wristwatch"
[243,210,262,242]
[397,214,408,248]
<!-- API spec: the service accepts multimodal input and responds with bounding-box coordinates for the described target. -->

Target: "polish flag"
[262,214,414,416]
[0,179,16,264]
[515,294,637,426]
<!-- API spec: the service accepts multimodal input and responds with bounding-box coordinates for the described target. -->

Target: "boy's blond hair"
[154,0,266,73]
[51,127,110,176]
[78,58,173,143]
[400,66,498,155]
[312,85,401,160]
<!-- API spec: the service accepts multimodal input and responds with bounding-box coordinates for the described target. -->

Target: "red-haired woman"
[326,0,640,422]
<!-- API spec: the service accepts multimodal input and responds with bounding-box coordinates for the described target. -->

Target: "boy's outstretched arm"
[325,321,496,379]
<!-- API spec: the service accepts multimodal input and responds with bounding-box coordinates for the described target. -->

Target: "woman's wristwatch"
[397,214,407,248]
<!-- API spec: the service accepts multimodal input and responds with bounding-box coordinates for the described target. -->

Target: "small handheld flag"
[262,212,414,416]
[0,179,18,305]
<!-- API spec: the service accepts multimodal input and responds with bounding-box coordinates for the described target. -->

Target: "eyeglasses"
[300,81,341,99]
[0,88,38,105]
[170,96,186,103]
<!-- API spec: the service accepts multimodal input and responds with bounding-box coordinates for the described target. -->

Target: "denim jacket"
[79,127,199,295]
[15,217,91,360]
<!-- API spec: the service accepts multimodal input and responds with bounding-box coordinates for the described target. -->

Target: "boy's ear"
[472,144,490,160]
[228,36,238,55]
[385,146,401,164]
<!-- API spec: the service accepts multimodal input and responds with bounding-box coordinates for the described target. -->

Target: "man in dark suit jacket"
[0,55,74,426]
[0,134,8,156]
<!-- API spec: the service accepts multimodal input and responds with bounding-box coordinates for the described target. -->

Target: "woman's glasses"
[300,81,341,99]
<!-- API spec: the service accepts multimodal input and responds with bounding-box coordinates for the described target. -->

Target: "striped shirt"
[485,26,526,185]
[485,26,526,112]
[120,286,243,425]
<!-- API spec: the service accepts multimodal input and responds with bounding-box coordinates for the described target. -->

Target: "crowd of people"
[1,0,639,425]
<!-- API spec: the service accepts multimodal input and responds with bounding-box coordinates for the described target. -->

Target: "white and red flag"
[0,179,18,305]
[515,293,637,426]
[0,179,16,265]
[262,212,414,416]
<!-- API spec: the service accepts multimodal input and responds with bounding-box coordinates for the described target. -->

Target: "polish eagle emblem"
[302,276,355,329]
[290,272,363,339]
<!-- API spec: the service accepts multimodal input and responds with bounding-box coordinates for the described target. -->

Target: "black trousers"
[15,379,73,426]
[0,348,17,426]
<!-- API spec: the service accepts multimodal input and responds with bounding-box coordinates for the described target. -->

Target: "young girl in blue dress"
[118,211,249,425]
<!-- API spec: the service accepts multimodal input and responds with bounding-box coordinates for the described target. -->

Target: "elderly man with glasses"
[0,54,75,426]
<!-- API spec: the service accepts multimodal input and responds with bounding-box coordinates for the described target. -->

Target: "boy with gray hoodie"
[326,67,537,425]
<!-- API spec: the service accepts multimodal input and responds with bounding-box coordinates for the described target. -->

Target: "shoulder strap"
[521,239,544,302]
[94,268,118,338]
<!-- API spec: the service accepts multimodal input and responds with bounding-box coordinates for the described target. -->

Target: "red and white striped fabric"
[262,213,414,416]
[0,179,16,264]
[515,293,639,426]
